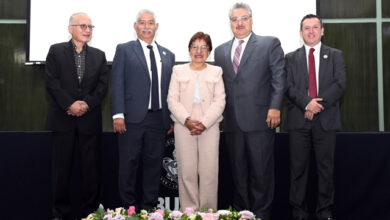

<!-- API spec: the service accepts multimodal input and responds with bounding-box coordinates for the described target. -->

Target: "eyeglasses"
[230,16,251,23]
[191,45,208,51]
[70,24,95,30]
[137,20,156,26]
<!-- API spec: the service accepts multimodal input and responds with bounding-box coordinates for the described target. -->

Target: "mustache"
[141,29,152,33]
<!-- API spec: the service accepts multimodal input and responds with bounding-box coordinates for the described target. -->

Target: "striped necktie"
[233,40,244,74]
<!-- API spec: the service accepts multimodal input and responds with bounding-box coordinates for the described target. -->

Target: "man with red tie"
[285,14,346,220]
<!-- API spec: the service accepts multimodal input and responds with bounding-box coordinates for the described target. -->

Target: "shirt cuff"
[113,113,124,119]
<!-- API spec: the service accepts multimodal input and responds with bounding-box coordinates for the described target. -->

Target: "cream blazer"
[167,63,226,129]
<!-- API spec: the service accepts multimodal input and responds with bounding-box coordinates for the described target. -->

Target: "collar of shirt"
[71,41,87,54]
[304,41,321,58]
[231,32,252,62]
[139,39,161,66]
[139,39,156,50]
[138,39,161,72]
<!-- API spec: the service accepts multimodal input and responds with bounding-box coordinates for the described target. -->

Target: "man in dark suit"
[214,3,285,220]
[45,12,109,219]
[285,14,346,220]
[110,9,175,211]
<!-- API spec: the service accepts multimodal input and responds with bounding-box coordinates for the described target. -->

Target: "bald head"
[69,12,90,25]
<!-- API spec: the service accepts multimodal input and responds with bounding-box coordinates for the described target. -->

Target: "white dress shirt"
[231,32,252,63]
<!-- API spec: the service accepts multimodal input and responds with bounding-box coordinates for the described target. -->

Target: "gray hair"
[135,9,156,23]
[228,2,252,18]
[69,12,89,25]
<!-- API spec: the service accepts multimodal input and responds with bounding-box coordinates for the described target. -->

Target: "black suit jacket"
[45,41,109,134]
[284,44,346,131]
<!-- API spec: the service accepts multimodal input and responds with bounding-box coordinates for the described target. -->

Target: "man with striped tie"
[214,3,286,220]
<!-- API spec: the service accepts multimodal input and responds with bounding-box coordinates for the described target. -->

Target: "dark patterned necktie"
[147,45,159,110]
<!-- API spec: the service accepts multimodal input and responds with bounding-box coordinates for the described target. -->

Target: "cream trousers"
[174,103,220,211]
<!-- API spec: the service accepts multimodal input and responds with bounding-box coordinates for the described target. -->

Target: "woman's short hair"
[188,32,212,52]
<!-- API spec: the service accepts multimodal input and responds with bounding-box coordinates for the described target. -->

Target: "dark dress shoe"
[322,218,334,220]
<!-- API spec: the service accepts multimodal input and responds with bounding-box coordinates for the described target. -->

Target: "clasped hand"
[67,100,88,117]
[185,119,206,136]
[305,98,324,120]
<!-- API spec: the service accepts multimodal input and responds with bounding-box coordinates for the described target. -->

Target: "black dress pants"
[225,128,275,220]
[51,129,101,219]
[117,111,166,211]
[289,117,335,219]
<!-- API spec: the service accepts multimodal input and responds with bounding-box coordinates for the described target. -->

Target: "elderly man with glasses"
[214,3,285,220]
[45,12,109,220]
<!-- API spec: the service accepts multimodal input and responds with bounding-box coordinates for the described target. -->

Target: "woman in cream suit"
[167,32,226,211]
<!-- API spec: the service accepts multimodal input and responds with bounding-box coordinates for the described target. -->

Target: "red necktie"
[308,48,317,98]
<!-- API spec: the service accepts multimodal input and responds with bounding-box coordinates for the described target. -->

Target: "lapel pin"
[163,51,166,55]
[323,54,328,59]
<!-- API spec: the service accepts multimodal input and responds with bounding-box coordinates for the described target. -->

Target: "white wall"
[28,0,315,62]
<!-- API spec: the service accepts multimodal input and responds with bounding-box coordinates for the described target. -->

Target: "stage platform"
[0,132,389,220]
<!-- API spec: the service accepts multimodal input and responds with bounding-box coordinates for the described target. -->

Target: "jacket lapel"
[81,44,91,87]
[64,41,79,85]
[134,39,150,83]
[297,46,309,88]
[237,33,256,75]
[224,38,235,78]
[319,44,329,95]
[156,42,168,87]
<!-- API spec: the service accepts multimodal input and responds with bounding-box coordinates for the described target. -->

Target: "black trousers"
[225,128,275,220]
[289,117,335,219]
[117,111,166,211]
[51,129,101,219]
